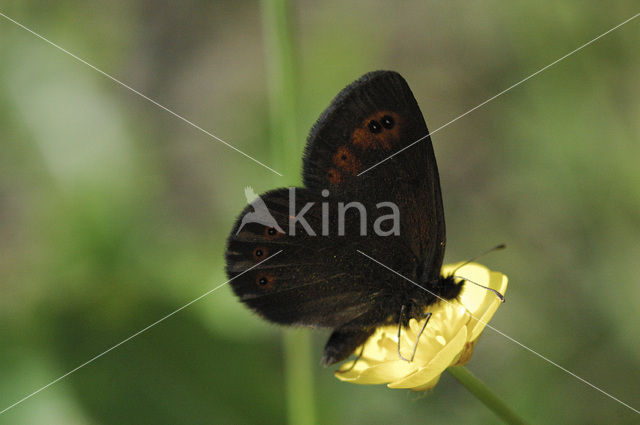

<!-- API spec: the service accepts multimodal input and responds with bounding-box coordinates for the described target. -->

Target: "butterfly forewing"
[302,71,446,281]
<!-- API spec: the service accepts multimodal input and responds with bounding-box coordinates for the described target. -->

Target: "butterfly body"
[225,71,462,366]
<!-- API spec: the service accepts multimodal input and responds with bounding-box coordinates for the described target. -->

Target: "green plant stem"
[261,1,316,425]
[262,0,300,170]
[448,366,532,425]
[282,330,316,425]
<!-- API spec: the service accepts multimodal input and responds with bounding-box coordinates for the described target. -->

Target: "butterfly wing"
[303,70,446,283]
[225,71,447,364]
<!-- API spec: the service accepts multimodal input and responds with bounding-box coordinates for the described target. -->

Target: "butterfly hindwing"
[226,188,418,328]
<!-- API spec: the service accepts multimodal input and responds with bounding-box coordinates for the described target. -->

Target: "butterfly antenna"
[454,275,505,303]
[451,243,506,276]
[451,243,506,303]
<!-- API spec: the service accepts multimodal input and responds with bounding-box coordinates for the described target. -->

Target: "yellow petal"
[444,263,508,341]
[335,358,382,378]
[387,326,467,389]
[334,262,508,391]
[451,339,478,367]
[335,359,417,384]
[408,375,441,392]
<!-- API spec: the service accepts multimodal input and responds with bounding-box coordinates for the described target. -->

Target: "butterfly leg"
[322,327,374,366]
[397,307,432,362]
[340,344,366,372]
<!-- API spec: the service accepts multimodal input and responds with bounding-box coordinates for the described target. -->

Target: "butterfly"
[225,71,462,366]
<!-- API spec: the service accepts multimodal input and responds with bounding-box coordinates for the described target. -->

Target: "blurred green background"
[1,1,639,424]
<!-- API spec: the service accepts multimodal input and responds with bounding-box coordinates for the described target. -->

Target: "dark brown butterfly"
[225,71,461,365]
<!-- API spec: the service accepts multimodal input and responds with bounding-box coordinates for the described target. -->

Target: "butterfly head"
[432,274,464,301]
[446,244,507,303]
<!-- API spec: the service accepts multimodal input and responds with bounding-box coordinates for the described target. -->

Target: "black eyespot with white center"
[256,274,274,289]
[368,120,382,134]
[253,246,268,261]
[264,226,283,239]
[381,115,394,129]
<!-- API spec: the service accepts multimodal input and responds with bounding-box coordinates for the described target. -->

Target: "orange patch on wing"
[256,273,275,289]
[327,168,342,185]
[263,226,285,239]
[333,146,361,175]
[252,246,269,261]
[351,111,402,151]
[351,127,379,150]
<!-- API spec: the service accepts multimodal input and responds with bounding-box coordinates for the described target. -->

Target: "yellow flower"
[334,262,508,391]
